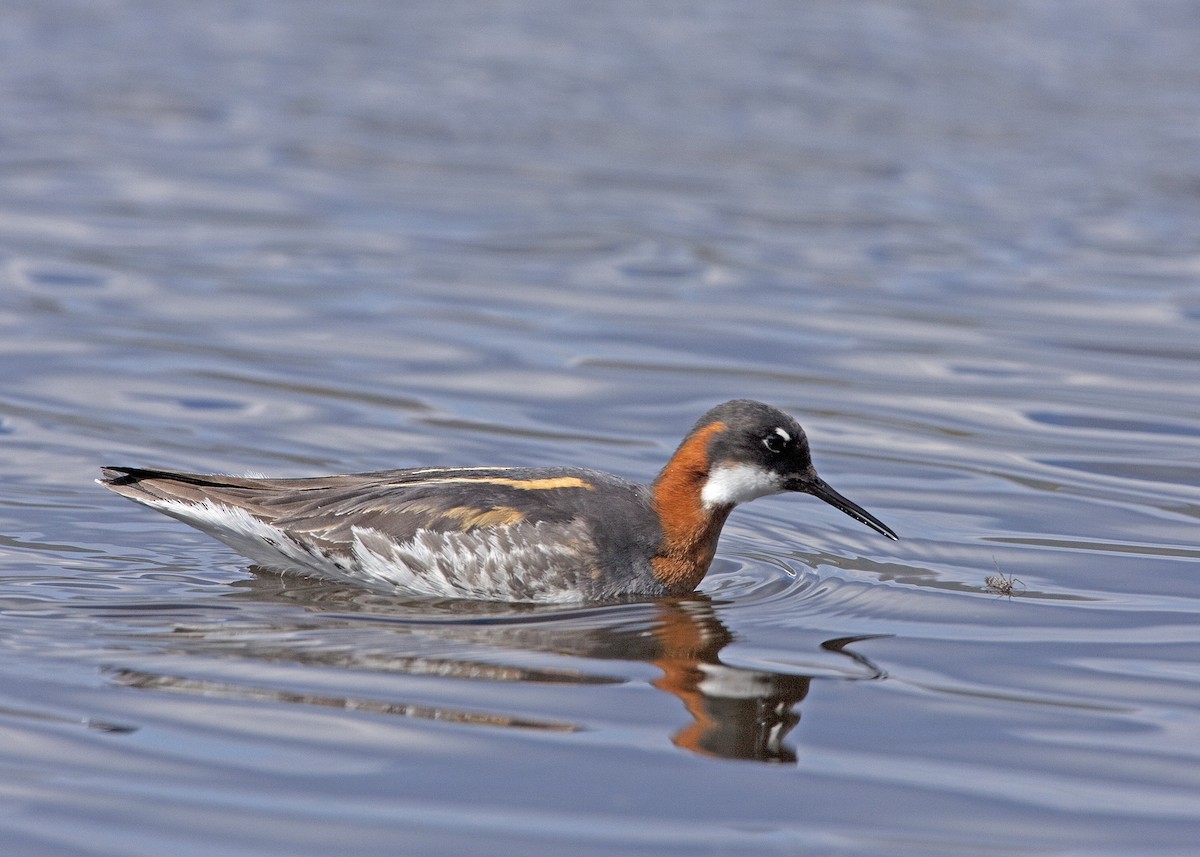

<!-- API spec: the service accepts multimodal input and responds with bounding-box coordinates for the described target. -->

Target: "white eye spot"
[763,426,791,454]
[701,464,784,508]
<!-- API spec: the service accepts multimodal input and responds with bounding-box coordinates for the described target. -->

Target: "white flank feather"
[134,497,592,603]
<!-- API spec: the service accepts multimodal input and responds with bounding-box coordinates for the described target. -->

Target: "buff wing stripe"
[408,476,595,491]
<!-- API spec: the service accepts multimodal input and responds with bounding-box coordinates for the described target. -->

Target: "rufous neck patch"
[650,421,730,592]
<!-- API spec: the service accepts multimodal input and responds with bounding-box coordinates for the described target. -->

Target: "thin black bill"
[805,478,898,540]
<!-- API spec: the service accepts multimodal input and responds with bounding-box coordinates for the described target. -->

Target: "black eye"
[762,432,787,454]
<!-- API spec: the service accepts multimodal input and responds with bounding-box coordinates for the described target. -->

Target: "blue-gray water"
[3,2,1200,855]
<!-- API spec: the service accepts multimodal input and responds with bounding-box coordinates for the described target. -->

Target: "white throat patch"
[700,463,784,509]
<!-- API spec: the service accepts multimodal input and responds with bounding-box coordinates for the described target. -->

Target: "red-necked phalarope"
[100,399,897,602]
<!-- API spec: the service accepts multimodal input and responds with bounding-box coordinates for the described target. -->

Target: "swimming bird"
[99,399,896,603]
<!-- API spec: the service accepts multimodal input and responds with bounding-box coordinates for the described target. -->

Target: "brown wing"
[100,465,633,550]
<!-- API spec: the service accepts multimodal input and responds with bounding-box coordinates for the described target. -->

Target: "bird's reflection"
[595,598,884,763]
[109,570,886,764]
[649,600,808,763]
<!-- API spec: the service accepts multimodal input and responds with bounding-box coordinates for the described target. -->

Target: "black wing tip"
[98,466,200,492]
[99,466,137,486]
[99,466,175,485]
[99,466,220,485]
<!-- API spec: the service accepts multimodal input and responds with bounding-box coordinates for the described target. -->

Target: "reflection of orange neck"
[647,602,810,763]
[653,664,717,756]
[649,602,726,755]
[650,422,732,594]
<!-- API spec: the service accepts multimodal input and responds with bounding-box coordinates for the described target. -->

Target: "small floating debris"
[984,563,1024,599]
[983,554,1026,599]
[984,573,1023,597]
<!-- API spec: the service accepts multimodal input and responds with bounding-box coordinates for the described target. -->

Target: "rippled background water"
[3,1,1200,855]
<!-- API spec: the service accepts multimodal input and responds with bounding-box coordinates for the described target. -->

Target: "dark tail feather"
[98,466,238,505]
[101,466,210,487]
[100,466,152,487]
